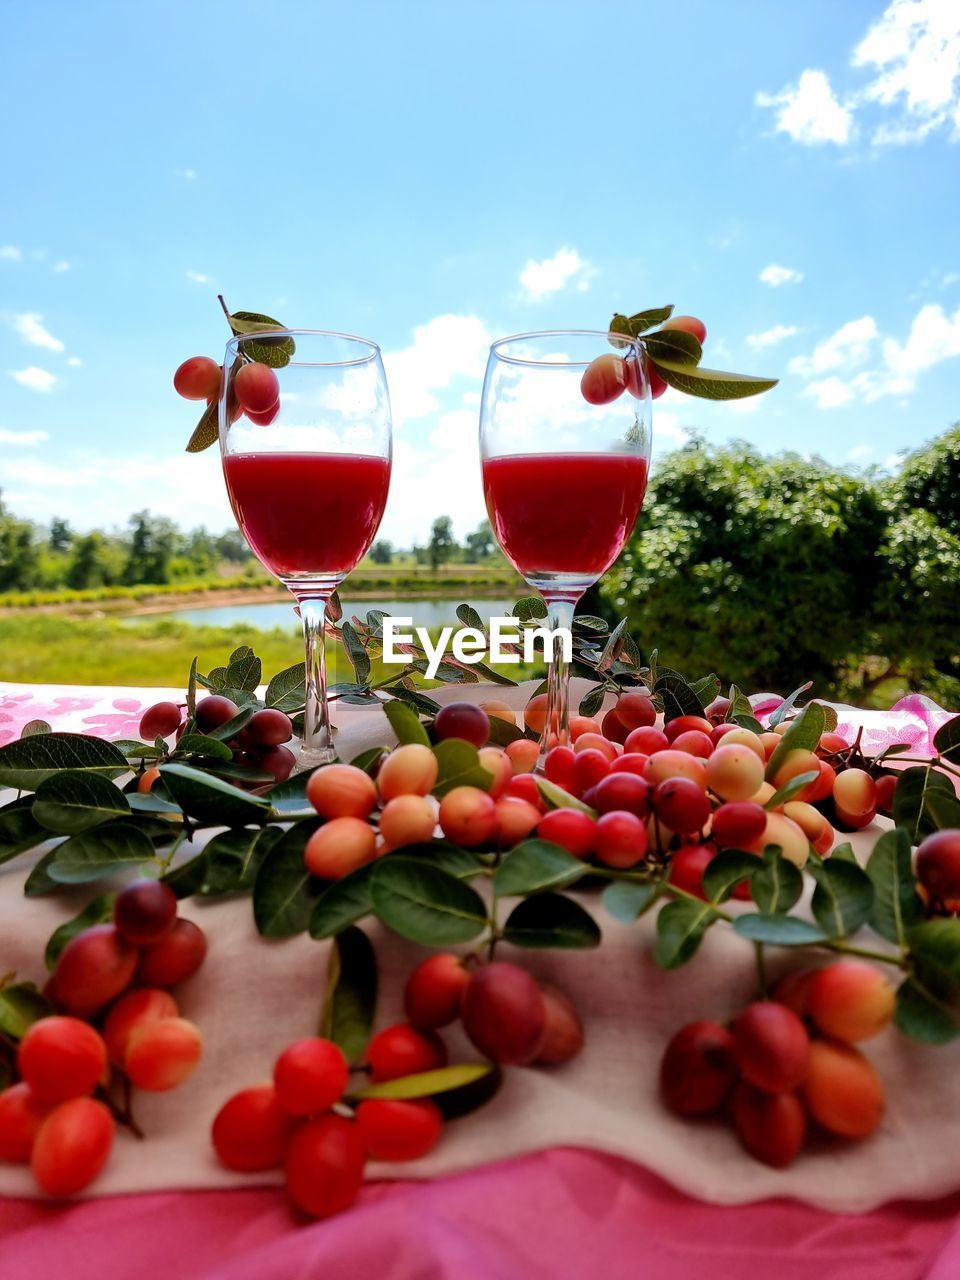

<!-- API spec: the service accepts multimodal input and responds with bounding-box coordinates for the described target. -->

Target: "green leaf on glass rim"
[310,864,374,939]
[229,311,295,368]
[494,839,588,897]
[20,720,52,738]
[764,771,820,810]
[893,766,956,843]
[933,715,960,762]
[534,776,597,817]
[503,893,600,949]
[32,770,131,834]
[514,596,548,622]
[186,399,219,453]
[159,763,270,827]
[733,914,827,946]
[0,797,51,866]
[320,926,377,1065]
[253,820,325,937]
[384,698,430,747]
[643,329,702,366]
[767,681,813,729]
[370,858,488,945]
[578,684,606,718]
[655,898,718,968]
[702,849,761,903]
[809,857,874,938]
[867,827,924,946]
[602,880,660,923]
[356,1063,494,1102]
[0,984,56,1040]
[432,739,494,798]
[48,822,156,884]
[649,358,778,401]
[894,974,960,1044]
[0,733,128,792]
[764,702,827,782]
[610,307,674,340]
[750,846,803,914]
[44,893,116,970]
[265,663,306,713]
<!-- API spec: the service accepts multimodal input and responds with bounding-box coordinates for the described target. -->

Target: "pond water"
[124,597,518,632]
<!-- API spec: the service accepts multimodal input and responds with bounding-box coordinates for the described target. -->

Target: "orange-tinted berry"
[495,797,541,846]
[304,817,376,879]
[477,746,512,798]
[102,988,179,1067]
[438,786,497,846]
[802,1038,885,1138]
[580,353,627,405]
[505,738,539,774]
[379,795,437,849]
[173,356,221,401]
[808,961,895,1043]
[662,315,706,344]
[234,361,280,414]
[377,744,439,800]
[124,1017,203,1091]
[307,763,378,819]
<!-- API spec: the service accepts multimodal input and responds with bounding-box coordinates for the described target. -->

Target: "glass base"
[294,741,337,773]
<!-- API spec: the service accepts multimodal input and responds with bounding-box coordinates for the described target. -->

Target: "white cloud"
[802,377,857,409]
[382,314,491,426]
[941,271,960,287]
[175,168,197,181]
[53,260,70,273]
[759,264,803,287]
[848,444,872,461]
[0,245,22,261]
[0,428,49,445]
[747,324,799,348]
[9,367,57,393]
[185,270,211,284]
[66,356,82,368]
[519,247,590,301]
[11,313,65,352]
[756,69,856,145]
[789,317,878,377]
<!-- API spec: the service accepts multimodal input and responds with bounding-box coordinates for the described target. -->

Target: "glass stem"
[539,591,581,762]
[299,594,334,763]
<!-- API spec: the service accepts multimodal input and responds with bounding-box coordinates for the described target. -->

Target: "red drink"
[482,452,648,578]
[223,452,391,578]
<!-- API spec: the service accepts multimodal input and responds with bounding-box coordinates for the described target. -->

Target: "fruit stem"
[217,295,232,326]
[100,1079,145,1141]
[754,941,768,996]
[819,940,908,969]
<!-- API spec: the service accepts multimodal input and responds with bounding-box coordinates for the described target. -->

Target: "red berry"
[544,745,576,790]
[368,1024,447,1082]
[102,988,179,1067]
[31,1098,115,1197]
[662,315,707,344]
[590,773,650,818]
[732,1001,810,1093]
[247,402,280,426]
[212,1084,299,1172]
[274,1038,349,1116]
[581,354,627,405]
[137,918,207,987]
[536,808,596,858]
[114,878,178,946]
[505,773,541,808]
[234,362,280,415]
[593,810,647,868]
[571,749,610,797]
[195,695,240,733]
[659,1020,737,1116]
[247,708,293,746]
[534,985,584,1065]
[433,703,490,749]
[732,1081,805,1168]
[139,701,182,741]
[257,744,296,783]
[460,963,546,1065]
[284,1114,365,1219]
[875,773,897,815]
[615,691,657,731]
[18,1017,107,1104]
[173,356,221,401]
[668,845,714,900]
[712,802,767,848]
[916,830,960,902]
[355,1099,443,1161]
[53,924,138,1017]
[624,727,669,755]
[600,708,629,745]
[404,954,470,1029]
[670,730,713,759]
[652,777,710,835]
[0,1083,51,1162]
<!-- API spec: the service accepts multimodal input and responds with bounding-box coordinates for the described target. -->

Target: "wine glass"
[219,330,392,769]
[479,331,652,761]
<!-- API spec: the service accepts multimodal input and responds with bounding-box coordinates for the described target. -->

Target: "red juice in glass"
[223,452,391,579]
[482,451,648,578]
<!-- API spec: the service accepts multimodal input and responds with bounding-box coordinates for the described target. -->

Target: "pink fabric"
[2,1150,960,1280]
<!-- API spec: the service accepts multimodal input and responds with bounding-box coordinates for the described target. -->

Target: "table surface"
[2,680,959,1280]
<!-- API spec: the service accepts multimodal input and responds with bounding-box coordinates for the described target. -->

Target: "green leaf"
[765,702,827,782]
[602,880,659,923]
[389,840,485,879]
[310,864,374,939]
[161,850,209,898]
[733,914,827,946]
[24,850,59,896]
[205,708,256,743]
[44,893,115,970]
[383,698,430,747]
[702,849,760,902]
[185,399,219,453]
[893,766,956,843]
[654,673,705,721]
[610,307,674,338]
[370,858,488,945]
[767,682,813,729]
[894,975,960,1044]
[750,846,803,914]
[486,715,524,747]
[514,596,548,622]
[578,684,606,718]
[925,787,960,832]
[47,822,156,883]
[340,621,371,685]
[159,763,270,827]
[867,827,924,945]
[502,893,601,949]
[226,653,262,693]
[493,839,587,897]
[20,719,52,738]
[200,826,283,895]
[266,770,316,816]
[830,841,858,864]
[253,821,325,937]
[265,662,306,713]
[456,603,485,630]
[643,329,702,366]
[229,311,295,367]
[689,674,721,707]
[186,656,198,718]
[809,858,874,938]
[0,797,51,865]
[649,357,778,401]
[573,614,609,634]
[383,684,441,716]
[654,898,718,967]
[764,771,820,810]
[0,732,128,791]
[172,734,235,762]
[356,1063,495,1101]
[432,739,493,798]
[320,926,377,1065]
[0,984,56,1040]
[933,715,960,762]
[534,777,597,816]
[908,919,960,987]
[350,746,388,775]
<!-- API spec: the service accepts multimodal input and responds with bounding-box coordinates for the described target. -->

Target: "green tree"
[0,493,40,591]
[369,540,393,565]
[48,517,73,553]
[464,520,495,562]
[66,532,110,589]
[891,424,960,539]
[428,516,458,571]
[123,511,178,585]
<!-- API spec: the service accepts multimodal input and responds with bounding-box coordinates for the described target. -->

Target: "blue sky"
[1,0,958,547]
